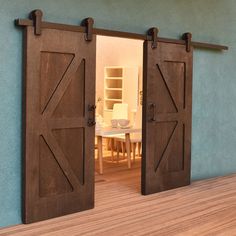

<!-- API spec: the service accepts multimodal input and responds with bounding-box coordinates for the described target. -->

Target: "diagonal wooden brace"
[82,17,94,41]
[29,9,43,36]
[182,32,192,52]
[147,27,159,49]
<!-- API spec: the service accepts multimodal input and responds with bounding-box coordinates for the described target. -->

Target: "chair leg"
[106,138,110,150]
[125,133,131,169]
[116,141,120,163]
[132,143,136,163]
[111,138,114,162]
[97,136,103,174]
[122,142,125,158]
[138,142,141,157]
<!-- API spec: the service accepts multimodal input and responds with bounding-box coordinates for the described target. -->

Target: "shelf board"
[105,66,123,68]
[105,77,123,80]
[104,109,113,112]
[105,98,122,102]
[105,88,122,91]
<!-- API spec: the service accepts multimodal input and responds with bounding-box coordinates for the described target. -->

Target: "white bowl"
[111,119,118,128]
[118,119,130,127]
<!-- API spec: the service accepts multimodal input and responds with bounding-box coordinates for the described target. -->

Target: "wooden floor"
[1,157,236,235]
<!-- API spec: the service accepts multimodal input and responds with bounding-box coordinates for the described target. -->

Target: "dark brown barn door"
[142,40,193,195]
[23,26,96,223]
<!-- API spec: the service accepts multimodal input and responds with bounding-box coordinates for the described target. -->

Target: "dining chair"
[104,103,129,162]
[113,105,142,164]
[112,103,128,120]
[114,133,142,163]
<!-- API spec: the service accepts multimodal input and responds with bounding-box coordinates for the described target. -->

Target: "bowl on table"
[118,119,130,128]
[111,119,118,128]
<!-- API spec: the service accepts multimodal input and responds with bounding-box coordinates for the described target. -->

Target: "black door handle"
[149,103,156,122]
[87,104,96,127]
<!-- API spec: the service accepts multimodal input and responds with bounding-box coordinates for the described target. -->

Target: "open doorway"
[94,36,144,193]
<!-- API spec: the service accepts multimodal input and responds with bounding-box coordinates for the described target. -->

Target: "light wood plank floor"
[1,157,236,235]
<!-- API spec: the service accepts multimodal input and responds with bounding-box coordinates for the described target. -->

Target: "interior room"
[95,35,143,184]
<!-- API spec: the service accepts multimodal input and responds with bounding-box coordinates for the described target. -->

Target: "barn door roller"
[81,17,94,41]
[182,32,192,52]
[29,9,43,35]
[147,27,159,49]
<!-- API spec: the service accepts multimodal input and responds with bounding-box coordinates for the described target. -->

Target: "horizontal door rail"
[15,18,228,51]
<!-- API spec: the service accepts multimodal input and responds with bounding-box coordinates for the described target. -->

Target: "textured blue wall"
[0,0,235,228]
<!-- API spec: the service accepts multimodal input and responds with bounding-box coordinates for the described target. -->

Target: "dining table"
[96,126,142,174]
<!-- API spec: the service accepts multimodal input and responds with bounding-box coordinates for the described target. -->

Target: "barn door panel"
[142,41,193,195]
[24,26,96,223]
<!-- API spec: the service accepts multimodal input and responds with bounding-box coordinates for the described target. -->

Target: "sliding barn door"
[23,26,96,223]
[142,40,193,195]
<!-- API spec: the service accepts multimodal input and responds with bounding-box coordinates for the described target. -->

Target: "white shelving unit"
[104,67,123,111]
[103,66,139,124]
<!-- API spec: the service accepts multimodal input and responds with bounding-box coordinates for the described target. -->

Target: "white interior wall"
[96,35,143,125]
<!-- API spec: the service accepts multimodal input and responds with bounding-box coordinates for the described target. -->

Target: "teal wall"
[0,0,235,228]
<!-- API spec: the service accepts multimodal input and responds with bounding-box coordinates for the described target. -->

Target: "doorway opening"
[95,35,144,194]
